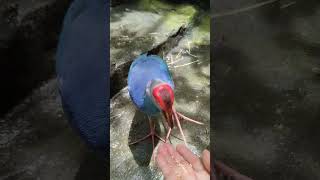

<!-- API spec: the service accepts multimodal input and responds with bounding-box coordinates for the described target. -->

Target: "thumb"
[202,149,210,173]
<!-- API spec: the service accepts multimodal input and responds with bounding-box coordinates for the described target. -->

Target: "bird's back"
[128,54,174,115]
[56,0,108,152]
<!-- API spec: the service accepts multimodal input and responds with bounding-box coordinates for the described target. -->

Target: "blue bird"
[56,0,108,155]
[128,54,203,149]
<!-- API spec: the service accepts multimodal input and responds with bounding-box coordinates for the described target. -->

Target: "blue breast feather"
[128,54,175,115]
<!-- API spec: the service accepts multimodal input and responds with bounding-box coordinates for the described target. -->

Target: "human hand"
[156,143,211,180]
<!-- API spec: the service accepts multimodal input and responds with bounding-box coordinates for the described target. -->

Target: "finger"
[167,144,195,173]
[163,143,195,176]
[164,143,185,163]
[157,142,166,156]
[156,151,171,177]
[157,143,175,167]
[164,144,191,168]
[202,149,210,173]
[156,143,173,176]
[176,144,204,171]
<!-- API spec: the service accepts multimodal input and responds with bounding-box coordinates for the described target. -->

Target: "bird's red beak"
[152,83,175,128]
[162,108,174,128]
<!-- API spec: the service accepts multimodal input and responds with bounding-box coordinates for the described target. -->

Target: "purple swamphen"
[128,53,203,151]
[56,0,108,156]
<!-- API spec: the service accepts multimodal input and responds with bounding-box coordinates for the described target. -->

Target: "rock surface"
[0,80,83,180]
[0,79,107,180]
[213,0,320,179]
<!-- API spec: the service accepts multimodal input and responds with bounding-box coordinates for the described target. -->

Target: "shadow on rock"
[274,32,320,58]
[128,111,161,166]
[75,150,107,180]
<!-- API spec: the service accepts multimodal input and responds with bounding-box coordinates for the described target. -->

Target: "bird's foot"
[176,112,204,125]
[129,131,164,162]
[129,116,165,145]
[129,131,165,146]
[170,108,204,146]
[129,119,165,161]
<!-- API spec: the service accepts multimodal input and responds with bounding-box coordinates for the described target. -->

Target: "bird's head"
[147,79,175,126]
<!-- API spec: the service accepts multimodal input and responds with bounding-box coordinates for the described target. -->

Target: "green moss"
[198,14,210,32]
[162,5,197,30]
[137,0,198,31]
[190,13,210,46]
[138,0,173,12]
[176,5,197,16]
[136,0,208,45]
[190,27,210,46]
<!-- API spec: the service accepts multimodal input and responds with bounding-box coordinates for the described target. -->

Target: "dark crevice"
[0,0,72,117]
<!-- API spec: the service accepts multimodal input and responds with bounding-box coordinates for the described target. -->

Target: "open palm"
[156,143,210,180]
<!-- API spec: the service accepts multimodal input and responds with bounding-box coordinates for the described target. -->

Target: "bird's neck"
[145,79,163,107]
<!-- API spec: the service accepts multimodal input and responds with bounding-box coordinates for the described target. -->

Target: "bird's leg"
[151,119,165,143]
[165,127,172,143]
[172,107,187,146]
[129,116,165,146]
[160,113,173,143]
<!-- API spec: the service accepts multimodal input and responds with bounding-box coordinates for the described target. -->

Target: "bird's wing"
[128,55,174,114]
